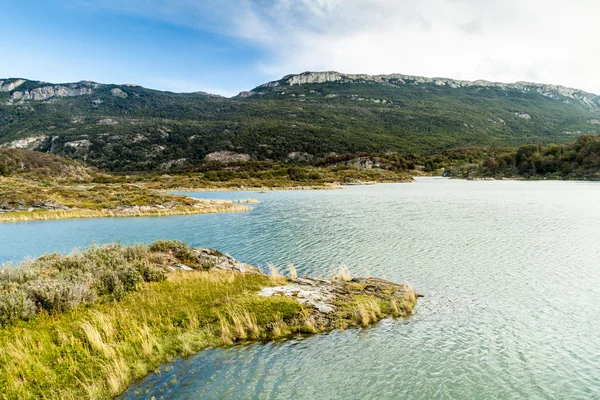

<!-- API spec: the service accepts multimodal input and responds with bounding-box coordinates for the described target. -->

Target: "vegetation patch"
[0,241,417,399]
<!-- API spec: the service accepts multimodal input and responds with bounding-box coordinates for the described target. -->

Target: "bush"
[0,242,178,325]
[0,287,37,326]
[149,240,195,263]
[25,279,95,314]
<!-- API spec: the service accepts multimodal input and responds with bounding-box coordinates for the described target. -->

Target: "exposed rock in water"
[184,247,418,329]
[259,275,417,329]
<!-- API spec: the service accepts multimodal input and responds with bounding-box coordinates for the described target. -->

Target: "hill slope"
[1,73,599,171]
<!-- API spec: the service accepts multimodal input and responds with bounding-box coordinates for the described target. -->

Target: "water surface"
[2,178,600,399]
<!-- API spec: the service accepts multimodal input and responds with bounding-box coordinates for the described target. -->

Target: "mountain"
[0,73,599,171]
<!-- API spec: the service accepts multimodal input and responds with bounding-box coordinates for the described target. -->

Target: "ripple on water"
[2,179,600,399]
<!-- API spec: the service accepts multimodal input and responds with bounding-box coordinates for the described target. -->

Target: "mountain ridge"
[0,72,599,171]
[241,71,600,109]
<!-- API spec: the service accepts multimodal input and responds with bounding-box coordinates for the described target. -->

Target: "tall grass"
[0,241,418,399]
[0,269,304,399]
[0,203,251,223]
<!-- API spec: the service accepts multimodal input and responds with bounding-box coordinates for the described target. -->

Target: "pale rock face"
[0,79,26,92]
[111,88,127,97]
[64,140,91,149]
[588,119,600,125]
[287,152,314,162]
[515,112,532,120]
[238,91,256,98]
[0,135,46,150]
[285,71,345,86]
[247,71,600,109]
[204,151,251,163]
[97,118,118,125]
[9,85,93,103]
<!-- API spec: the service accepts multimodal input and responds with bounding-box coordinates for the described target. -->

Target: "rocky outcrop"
[259,275,418,327]
[0,136,46,150]
[0,79,26,92]
[287,152,314,162]
[204,151,251,163]
[284,71,345,86]
[192,248,261,274]
[248,71,600,109]
[515,112,532,120]
[185,248,418,328]
[64,139,91,149]
[0,199,69,214]
[5,81,99,104]
[111,88,127,98]
[10,85,94,103]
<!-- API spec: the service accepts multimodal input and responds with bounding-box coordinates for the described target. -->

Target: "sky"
[1,0,599,97]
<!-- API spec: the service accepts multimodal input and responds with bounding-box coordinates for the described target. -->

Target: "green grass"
[0,241,418,399]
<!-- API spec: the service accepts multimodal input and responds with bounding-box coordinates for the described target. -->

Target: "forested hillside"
[1,72,599,171]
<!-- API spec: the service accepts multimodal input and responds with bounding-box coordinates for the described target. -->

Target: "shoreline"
[0,201,254,223]
[0,241,418,399]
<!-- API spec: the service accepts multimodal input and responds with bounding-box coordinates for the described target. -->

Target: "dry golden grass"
[287,264,298,280]
[0,242,418,400]
[333,265,353,282]
[0,269,304,400]
[0,203,250,222]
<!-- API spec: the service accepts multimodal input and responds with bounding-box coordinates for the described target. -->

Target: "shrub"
[0,287,37,326]
[25,279,95,314]
[0,242,177,324]
[149,240,195,263]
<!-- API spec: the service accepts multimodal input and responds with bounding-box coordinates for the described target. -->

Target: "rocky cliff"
[248,71,600,110]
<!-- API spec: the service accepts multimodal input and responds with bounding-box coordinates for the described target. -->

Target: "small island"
[0,240,417,399]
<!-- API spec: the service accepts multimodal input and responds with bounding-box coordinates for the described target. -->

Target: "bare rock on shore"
[192,248,261,273]
[259,275,417,322]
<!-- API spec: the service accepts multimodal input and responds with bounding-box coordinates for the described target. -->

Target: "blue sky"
[1,0,599,96]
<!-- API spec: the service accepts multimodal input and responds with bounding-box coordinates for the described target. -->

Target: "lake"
[2,178,600,399]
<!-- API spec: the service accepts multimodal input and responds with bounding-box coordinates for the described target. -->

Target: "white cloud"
[79,0,600,94]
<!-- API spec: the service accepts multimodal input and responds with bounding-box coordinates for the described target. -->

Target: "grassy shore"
[0,241,417,399]
[0,177,257,223]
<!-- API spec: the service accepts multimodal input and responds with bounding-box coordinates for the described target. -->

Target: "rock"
[111,88,127,98]
[0,136,46,150]
[64,140,91,149]
[287,152,314,162]
[204,151,251,163]
[174,264,194,271]
[97,118,118,125]
[192,248,261,274]
[259,283,336,313]
[0,79,26,92]
[346,157,375,169]
[9,85,93,103]
[515,112,532,120]
[258,275,418,321]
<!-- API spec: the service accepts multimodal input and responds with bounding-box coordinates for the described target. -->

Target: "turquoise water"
[2,178,600,399]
